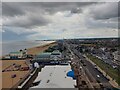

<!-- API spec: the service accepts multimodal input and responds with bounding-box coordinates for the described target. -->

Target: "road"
[64,41,113,88]
[83,56,112,87]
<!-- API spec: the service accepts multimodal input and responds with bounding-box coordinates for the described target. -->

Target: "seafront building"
[33,50,65,65]
[50,50,62,60]
[30,64,76,88]
[9,52,24,59]
[3,49,27,59]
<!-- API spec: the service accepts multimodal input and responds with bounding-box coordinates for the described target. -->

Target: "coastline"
[2,41,57,89]
[0,41,55,58]
[27,41,56,55]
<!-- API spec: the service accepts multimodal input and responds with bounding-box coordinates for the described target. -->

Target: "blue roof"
[66,70,76,79]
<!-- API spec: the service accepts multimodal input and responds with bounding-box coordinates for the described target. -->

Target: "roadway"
[64,42,113,88]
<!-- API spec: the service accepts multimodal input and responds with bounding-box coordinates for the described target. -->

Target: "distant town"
[1,38,120,90]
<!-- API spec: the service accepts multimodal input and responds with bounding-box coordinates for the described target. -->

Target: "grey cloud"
[37,2,97,14]
[2,2,96,17]
[85,17,118,29]
[2,2,25,17]
[118,2,120,17]
[71,8,82,14]
[2,2,118,41]
[2,2,96,29]
[3,14,50,28]
[90,2,118,20]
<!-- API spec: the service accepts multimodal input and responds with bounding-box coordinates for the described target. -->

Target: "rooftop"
[9,52,22,54]
[30,64,76,88]
[51,50,61,55]
[36,53,51,58]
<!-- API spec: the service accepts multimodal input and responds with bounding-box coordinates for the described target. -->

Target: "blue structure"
[67,70,76,79]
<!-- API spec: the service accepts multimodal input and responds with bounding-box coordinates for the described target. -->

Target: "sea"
[1,40,55,56]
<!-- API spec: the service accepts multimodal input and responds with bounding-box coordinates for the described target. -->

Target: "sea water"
[1,40,54,56]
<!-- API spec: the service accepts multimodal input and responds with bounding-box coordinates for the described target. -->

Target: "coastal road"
[82,56,112,87]
[73,49,113,88]
[64,41,113,88]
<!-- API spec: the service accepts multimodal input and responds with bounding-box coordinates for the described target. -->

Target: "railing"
[17,68,37,89]
[9,68,35,90]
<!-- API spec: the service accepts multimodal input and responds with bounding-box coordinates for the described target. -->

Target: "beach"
[27,41,56,55]
[2,41,56,89]
[2,41,55,56]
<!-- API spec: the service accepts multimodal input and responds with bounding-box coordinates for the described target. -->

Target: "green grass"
[86,54,120,85]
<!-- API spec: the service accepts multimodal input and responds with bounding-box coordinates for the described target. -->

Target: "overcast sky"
[1,2,119,41]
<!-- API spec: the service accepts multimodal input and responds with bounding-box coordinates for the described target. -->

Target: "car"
[80,66,82,69]
[97,75,100,78]
[99,83,103,87]
[94,66,97,69]
[83,63,86,66]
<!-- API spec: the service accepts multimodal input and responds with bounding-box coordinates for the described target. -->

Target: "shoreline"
[1,41,57,89]
[1,41,56,58]
[27,41,56,55]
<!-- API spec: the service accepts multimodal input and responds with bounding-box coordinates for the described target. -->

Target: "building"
[113,51,120,66]
[33,52,51,64]
[9,51,24,59]
[30,64,76,88]
[8,49,28,59]
[50,50,62,60]
[33,50,68,65]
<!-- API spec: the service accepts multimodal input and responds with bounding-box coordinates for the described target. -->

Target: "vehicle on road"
[97,75,100,78]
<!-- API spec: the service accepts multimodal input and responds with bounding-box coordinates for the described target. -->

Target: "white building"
[30,64,76,88]
[9,52,23,59]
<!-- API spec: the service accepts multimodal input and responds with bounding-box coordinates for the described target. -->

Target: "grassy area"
[86,54,120,85]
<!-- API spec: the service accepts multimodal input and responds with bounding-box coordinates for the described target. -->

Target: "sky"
[1,1,119,41]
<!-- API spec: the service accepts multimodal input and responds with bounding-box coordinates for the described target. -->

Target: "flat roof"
[9,52,22,54]
[36,53,51,58]
[31,65,76,88]
[37,52,51,55]
[51,50,61,54]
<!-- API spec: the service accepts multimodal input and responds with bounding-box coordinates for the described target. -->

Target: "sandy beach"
[27,41,56,55]
[2,41,56,89]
